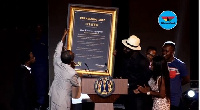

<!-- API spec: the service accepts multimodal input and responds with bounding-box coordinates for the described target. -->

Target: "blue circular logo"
[158,11,177,30]
[94,76,115,97]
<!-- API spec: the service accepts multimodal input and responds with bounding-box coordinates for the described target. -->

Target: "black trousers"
[124,94,149,110]
[71,103,82,110]
[170,105,179,110]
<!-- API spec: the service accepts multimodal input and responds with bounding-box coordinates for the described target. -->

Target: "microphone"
[84,63,93,78]
[84,63,90,71]
[105,63,107,66]
[105,63,109,73]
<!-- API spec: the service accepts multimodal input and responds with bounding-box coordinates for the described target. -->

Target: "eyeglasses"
[147,53,156,57]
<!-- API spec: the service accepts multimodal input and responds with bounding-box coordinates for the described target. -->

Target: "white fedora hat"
[122,35,141,50]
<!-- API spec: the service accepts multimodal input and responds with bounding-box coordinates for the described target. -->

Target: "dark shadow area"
[0,0,48,110]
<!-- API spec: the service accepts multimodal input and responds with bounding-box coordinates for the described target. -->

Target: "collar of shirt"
[23,65,31,74]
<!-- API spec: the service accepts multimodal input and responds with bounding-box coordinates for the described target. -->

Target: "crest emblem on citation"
[94,76,115,97]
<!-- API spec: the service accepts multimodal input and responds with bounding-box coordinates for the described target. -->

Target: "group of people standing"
[114,35,190,110]
[13,28,189,110]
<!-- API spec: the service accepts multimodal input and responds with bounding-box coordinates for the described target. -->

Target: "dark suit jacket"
[119,52,152,94]
[13,65,36,110]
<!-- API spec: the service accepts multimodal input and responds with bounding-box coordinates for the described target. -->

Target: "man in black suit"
[118,35,152,110]
[12,50,37,110]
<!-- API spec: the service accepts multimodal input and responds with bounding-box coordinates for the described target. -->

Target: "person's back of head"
[61,50,74,65]
[20,50,32,65]
[152,55,170,99]
[152,55,168,76]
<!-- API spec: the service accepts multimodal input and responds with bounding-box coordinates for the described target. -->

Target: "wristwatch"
[147,91,151,95]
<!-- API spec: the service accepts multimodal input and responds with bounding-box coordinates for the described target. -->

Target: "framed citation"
[66,4,118,76]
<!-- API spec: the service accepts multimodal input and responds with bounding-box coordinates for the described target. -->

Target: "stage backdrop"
[49,0,198,85]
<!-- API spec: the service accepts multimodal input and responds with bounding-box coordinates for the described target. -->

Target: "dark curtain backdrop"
[0,0,48,110]
[49,0,198,84]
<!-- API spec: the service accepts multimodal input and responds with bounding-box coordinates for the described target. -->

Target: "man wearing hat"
[118,35,152,110]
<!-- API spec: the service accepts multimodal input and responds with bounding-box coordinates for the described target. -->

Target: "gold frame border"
[67,4,118,76]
